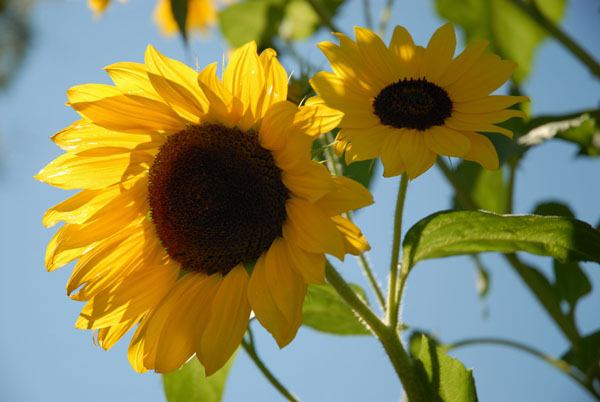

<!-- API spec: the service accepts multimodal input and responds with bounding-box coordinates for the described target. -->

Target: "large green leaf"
[219,0,285,49]
[302,283,371,335]
[452,160,507,213]
[414,334,478,402]
[279,0,345,40]
[562,330,600,377]
[170,0,189,42]
[436,0,566,83]
[518,110,600,157]
[163,354,236,402]
[402,210,600,270]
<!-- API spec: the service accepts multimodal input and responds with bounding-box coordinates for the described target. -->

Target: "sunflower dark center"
[148,124,289,275]
[372,78,452,131]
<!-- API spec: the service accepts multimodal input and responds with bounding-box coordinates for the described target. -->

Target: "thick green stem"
[387,173,409,329]
[326,262,425,401]
[241,336,298,402]
[448,337,600,399]
[508,0,600,80]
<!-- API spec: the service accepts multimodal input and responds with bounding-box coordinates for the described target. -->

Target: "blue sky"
[0,0,599,401]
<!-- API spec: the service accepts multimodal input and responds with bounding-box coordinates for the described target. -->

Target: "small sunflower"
[310,24,529,179]
[36,42,372,375]
[154,0,216,37]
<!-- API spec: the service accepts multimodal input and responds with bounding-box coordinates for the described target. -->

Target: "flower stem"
[447,337,600,400]
[508,0,600,80]
[323,134,386,312]
[241,333,298,402]
[325,262,425,400]
[387,173,409,329]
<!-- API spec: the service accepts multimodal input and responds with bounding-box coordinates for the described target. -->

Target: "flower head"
[310,24,529,179]
[36,42,372,375]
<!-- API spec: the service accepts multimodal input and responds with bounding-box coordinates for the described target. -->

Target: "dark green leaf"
[533,201,575,218]
[414,334,478,402]
[402,210,600,270]
[341,158,379,190]
[219,0,285,49]
[170,0,189,42]
[303,283,371,335]
[436,0,566,83]
[553,260,592,310]
[518,110,600,156]
[562,330,600,377]
[163,353,236,402]
[452,160,507,213]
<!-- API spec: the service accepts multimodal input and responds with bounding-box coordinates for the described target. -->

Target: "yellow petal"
[145,45,207,121]
[310,71,373,112]
[197,62,242,125]
[389,25,418,78]
[249,238,306,347]
[154,273,222,373]
[354,27,400,85]
[330,216,370,255]
[95,315,142,351]
[422,23,456,82]
[445,115,514,138]
[453,109,527,125]
[283,237,326,285]
[75,260,179,329]
[423,125,471,157]
[379,132,406,177]
[282,161,334,203]
[272,129,313,171]
[256,48,288,118]
[447,54,517,102]
[258,101,299,151]
[453,95,530,114]
[340,125,391,164]
[45,224,96,272]
[283,198,345,260]
[35,151,151,190]
[314,176,373,216]
[437,40,489,87]
[461,131,499,170]
[67,84,186,132]
[397,131,436,179]
[199,265,251,376]
[295,97,344,137]
[104,62,159,99]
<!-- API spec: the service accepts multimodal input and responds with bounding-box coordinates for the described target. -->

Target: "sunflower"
[36,42,372,375]
[88,0,216,37]
[154,0,216,37]
[310,24,529,179]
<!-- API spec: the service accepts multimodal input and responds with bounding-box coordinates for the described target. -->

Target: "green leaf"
[436,0,566,83]
[414,334,478,402]
[302,283,371,335]
[402,210,600,270]
[532,201,592,312]
[341,158,379,190]
[518,110,600,157]
[170,0,189,42]
[219,0,285,49]
[452,160,507,213]
[163,354,236,402]
[562,330,600,377]
[279,0,345,40]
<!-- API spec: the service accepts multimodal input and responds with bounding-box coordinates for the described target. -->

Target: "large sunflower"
[36,42,372,375]
[310,24,529,179]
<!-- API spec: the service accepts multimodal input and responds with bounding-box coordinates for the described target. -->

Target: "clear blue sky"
[1,1,599,401]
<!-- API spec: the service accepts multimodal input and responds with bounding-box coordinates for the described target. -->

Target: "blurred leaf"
[303,283,371,335]
[533,201,575,218]
[518,110,600,156]
[562,330,600,377]
[414,334,478,402]
[472,255,490,318]
[279,0,345,40]
[402,210,600,270]
[170,0,189,42]
[533,202,591,313]
[436,0,566,83]
[452,160,507,213]
[0,0,32,90]
[163,353,236,402]
[219,0,285,49]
